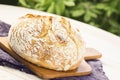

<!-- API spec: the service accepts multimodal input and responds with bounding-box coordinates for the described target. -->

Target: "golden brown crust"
[8,14,85,71]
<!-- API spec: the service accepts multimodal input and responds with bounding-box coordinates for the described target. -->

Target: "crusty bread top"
[8,14,85,71]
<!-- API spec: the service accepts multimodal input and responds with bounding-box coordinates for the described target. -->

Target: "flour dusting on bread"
[8,14,85,71]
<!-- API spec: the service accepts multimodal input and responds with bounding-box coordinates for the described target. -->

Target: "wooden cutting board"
[0,37,102,79]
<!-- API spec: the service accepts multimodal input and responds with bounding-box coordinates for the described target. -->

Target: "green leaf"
[19,0,30,7]
[64,10,70,17]
[43,0,53,7]
[34,0,43,3]
[89,22,99,27]
[64,0,75,7]
[35,3,46,11]
[55,1,65,15]
[84,13,91,22]
[91,9,101,14]
[55,5,62,15]
[88,11,98,18]
[71,9,85,17]
[106,10,112,17]
[26,0,35,8]
[47,2,55,13]
[96,3,107,9]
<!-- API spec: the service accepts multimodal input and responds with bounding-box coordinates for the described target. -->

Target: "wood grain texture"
[0,37,102,79]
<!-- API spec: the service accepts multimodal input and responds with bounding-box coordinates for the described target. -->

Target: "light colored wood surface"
[0,66,41,80]
[0,37,101,79]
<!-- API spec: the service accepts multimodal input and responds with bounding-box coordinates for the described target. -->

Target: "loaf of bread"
[8,14,85,71]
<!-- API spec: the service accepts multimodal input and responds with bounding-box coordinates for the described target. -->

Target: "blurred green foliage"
[18,0,120,35]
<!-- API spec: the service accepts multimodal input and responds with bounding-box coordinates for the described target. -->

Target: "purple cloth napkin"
[0,20,109,80]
